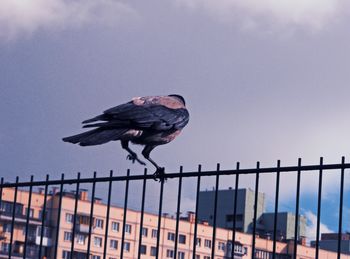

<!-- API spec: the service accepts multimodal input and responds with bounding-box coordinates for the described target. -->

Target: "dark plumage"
[63,95,189,179]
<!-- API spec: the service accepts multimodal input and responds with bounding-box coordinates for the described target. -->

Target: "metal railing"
[0,157,348,259]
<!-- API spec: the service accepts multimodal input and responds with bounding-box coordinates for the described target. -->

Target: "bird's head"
[168,94,186,106]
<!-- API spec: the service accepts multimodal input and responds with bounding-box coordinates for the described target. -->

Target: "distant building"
[262,212,307,241]
[311,233,350,255]
[197,188,265,233]
[198,188,307,242]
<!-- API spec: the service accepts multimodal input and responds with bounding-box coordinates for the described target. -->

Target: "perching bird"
[62,95,189,179]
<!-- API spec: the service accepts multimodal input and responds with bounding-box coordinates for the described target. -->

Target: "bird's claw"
[126,154,146,166]
[153,167,166,182]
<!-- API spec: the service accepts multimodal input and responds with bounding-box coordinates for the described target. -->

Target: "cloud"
[0,0,137,40]
[304,210,333,242]
[176,0,346,32]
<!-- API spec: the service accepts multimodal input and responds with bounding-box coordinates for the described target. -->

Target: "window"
[178,251,185,259]
[111,221,119,232]
[179,234,186,244]
[151,229,157,238]
[65,213,74,223]
[140,245,147,254]
[166,249,174,258]
[196,238,201,247]
[226,214,243,222]
[22,226,26,235]
[26,208,34,218]
[62,251,71,259]
[64,231,72,242]
[92,256,101,259]
[142,227,148,237]
[167,232,175,241]
[150,247,157,256]
[94,237,102,247]
[95,218,104,229]
[124,242,130,252]
[110,239,118,250]
[0,243,10,253]
[125,224,132,233]
[76,234,85,245]
[3,223,12,233]
[204,239,212,248]
[195,255,200,259]
[204,256,211,259]
[218,242,225,251]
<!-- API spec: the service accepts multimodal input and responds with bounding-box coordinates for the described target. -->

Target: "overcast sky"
[1,0,350,237]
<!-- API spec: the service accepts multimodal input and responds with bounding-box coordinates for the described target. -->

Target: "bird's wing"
[83,101,189,131]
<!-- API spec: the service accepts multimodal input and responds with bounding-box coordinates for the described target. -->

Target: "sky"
[1,0,350,241]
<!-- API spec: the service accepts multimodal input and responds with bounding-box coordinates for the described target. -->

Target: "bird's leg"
[121,141,146,166]
[141,145,166,182]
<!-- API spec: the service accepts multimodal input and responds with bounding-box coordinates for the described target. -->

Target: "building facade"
[0,188,348,259]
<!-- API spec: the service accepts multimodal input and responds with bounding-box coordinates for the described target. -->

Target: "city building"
[0,187,348,259]
[198,188,307,241]
[311,233,350,255]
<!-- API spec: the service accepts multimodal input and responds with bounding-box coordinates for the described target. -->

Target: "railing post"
[293,158,302,259]
[70,172,81,259]
[23,175,34,259]
[251,162,260,259]
[230,162,240,259]
[103,170,113,259]
[337,156,345,259]
[174,166,183,259]
[315,157,324,259]
[192,164,201,259]
[54,173,65,258]
[9,176,19,259]
[272,160,281,259]
[120,170,130,259]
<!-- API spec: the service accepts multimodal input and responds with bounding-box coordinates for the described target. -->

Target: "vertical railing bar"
[315,157,323,259]
[211,164,221,259]
[155,174,165,259]
[70,172,81,259]
[0,177,3,221]
[293,158,302,259]
[174,166,183,259]
[272,160,281,259]
[251,161,260,259]
[0,178,3,215]
[9,176,19,259]
[54,173,65,258]
[87,172,97,257]
[137,168,148,259]
[337,156,345,259]
[192,165,202,259]
[39,174,49,258]
[23,175,34,259]
[230,162,240,259]
[103,170,113,259]
[120,169,130,259]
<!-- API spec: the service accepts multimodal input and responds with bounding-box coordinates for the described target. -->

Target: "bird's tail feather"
[82,114,106,124]
[62,128,128,146]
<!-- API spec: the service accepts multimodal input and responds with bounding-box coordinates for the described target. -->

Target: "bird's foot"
[153,167,166,182]
[126,154,146,166]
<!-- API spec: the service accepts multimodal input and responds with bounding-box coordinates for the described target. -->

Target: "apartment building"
[0,187,348,259]
[198,189,307,241]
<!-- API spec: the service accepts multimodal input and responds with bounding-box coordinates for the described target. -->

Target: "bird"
[62,94,189,180]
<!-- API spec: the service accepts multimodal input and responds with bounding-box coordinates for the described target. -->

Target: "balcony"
[35,226,52,247]
[76,223,89,233]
